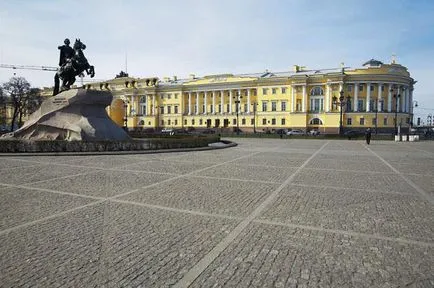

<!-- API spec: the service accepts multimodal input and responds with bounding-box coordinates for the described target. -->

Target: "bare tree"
[18,87,43,126]
[2,77,31,131]
[0,87,7,129]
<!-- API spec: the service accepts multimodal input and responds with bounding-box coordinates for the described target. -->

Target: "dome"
[363,59,383,67]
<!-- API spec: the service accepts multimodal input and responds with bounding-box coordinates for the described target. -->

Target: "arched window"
[138,120,144,126]
[139,96,147,103]
[309,118,323,125]
[310,86,324,96]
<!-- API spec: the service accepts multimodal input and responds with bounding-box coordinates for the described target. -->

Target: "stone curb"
[0,141,237,157]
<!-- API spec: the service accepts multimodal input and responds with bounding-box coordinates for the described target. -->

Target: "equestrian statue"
[53,38,95,95]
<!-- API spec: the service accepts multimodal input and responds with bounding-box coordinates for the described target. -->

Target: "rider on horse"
[53,38,95,96]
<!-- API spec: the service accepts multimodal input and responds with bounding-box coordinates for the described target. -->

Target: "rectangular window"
[372,118,376,125]
[253,90,257,96]
[167,106,171,114]
[219,104,222,113]
[381,85,385,92]
[244,103,248,112]
[262,118,267,125]
[242,118,246,125]
[210,105,213,113]
[160,94,164,99]
[192,119,195,125]
[167,94,171,99]
[358,99,364,112]
[202,105,205,113]
[227,104,230,112]
[383,118,387,125]
[184,119,187,125]
[359,84,364,92]
[271,118,276,125]
[174,119,178,125]
[360,118,365,125]
[262,101,267,112]
[168,119,171,125]
[160,106,164,114]
[200,119,203,125]
[232,119,236,125]
[347,118,352,125]
[281,118,286,125]
[370,85,374,92]
[347,85,352,92]
[271,102,277,111]
[272,88,277,94]
[281,101,287,111]
[251,118,254,125]
[161,120,164,125]
[175,93,178,99]
[262,88,268,95]
[174,106,179,114]
[281,87,286,94]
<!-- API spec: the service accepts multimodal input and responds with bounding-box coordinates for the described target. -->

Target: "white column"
[302,85,306,112]
[325,84,330,112]
[378,84,383,111]
[196,92,199,115]
[152,94,155,115]
[238,89,242,112]
[212,91,216,114]
[188,92,191,115]
[229,90,233,113]
[387,84,392,112]
[354,83,359,112]
[204,91,207,114]
[131,95,135,115]
[221,90,225,114]
[291,85,295,112]
[247,89,251,113]
[366,82,371,112]
[404,87,408,112]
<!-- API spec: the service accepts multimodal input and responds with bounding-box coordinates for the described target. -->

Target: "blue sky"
[1,0,433,121]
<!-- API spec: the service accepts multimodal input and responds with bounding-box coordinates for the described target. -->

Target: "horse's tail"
[53,73,60,96]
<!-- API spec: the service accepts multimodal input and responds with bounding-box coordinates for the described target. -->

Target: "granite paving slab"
[259,185,434,242]
[119,176,279,217]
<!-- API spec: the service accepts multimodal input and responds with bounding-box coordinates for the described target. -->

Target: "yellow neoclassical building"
[85,58,415,134]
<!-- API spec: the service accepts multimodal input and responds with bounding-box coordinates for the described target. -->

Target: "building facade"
[85,59,415,134]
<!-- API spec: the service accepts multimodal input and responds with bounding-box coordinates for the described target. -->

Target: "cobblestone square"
[1,139,433,287]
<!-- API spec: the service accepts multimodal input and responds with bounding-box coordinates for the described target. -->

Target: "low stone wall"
[0,136,220,153]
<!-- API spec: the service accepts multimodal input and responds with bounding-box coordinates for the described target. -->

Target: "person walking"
[365,127,372,145]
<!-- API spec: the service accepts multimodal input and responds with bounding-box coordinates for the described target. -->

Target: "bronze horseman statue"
[53,38,95,95]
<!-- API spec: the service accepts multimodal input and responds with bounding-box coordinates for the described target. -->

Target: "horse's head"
[73,38,86,50]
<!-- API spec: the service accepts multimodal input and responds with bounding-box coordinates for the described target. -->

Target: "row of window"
[346,117,411,126]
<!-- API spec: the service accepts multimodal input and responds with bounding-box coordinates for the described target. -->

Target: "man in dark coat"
[365,127,372,145]
[58,38,74,67]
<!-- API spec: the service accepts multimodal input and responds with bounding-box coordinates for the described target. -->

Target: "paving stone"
[119,176,279,217]
[234,152,311,168]
[0,187,97,230]
[0,158,41,169]
[119,159,215,174]
[306,158,394,173]
[26,170,171,198]
[292,168,417,194]
[193,163,298,183]
[404,174,434,197]
[191,223,434,288]
[259,185,434,242]
[0,164,95,185]
[65,155,146,168]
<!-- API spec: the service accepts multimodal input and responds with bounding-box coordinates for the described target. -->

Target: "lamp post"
[333,90,346,136]
[391,87,400,135]
[233,94,242,135]
[375,98,384,134]
[252,102,257,133]
[123,101,129,131]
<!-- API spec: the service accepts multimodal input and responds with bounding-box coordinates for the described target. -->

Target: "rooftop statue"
[53,38,95,95]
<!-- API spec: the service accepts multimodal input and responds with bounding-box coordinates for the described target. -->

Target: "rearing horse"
[53,39,95,95]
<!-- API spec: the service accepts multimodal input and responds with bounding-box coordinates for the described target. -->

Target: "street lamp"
[333,90,346,136]
[391,87,400,135]
[251,102,258,133]
[123,101,129,131]
[375,98,384,134]
[233,94,242,135]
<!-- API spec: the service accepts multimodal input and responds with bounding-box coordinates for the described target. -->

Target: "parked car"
[308,129,320,136]
[344,130,362,139]
[286,129,305,135]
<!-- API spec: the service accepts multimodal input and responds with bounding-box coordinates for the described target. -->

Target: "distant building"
[29,59,419,133]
